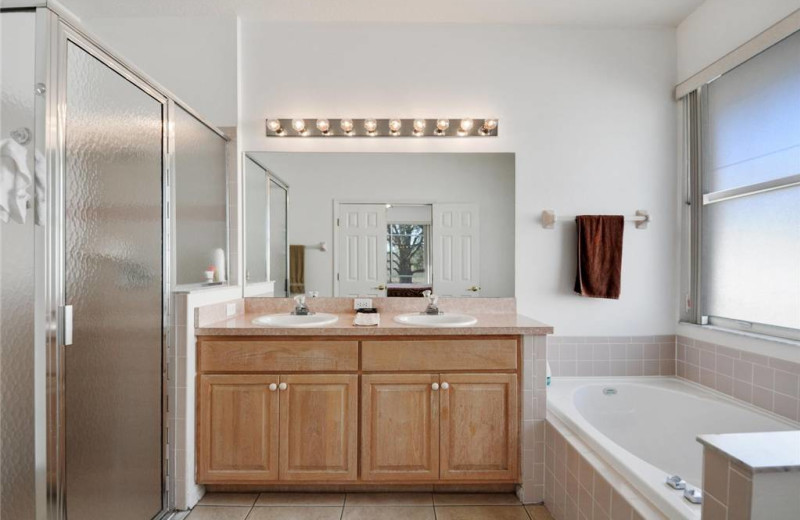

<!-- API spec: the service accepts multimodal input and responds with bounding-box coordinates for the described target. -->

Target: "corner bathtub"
[547,377,797,519]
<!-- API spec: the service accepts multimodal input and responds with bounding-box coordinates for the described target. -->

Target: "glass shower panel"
[269,180,288,297]
[245,157,268,285]
[0,10,37,520]
[64,41,163,519]
[174,106,227,285]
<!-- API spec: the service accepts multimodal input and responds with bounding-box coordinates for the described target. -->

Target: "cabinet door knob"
[441,382,449,389]
[269,383,278,391]
[431,382,439,391]
[278,382,287,391]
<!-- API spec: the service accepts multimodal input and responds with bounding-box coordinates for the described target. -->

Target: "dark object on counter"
[356,308,378,314]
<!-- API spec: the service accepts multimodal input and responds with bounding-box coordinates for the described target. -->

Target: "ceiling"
[61,0,705,27]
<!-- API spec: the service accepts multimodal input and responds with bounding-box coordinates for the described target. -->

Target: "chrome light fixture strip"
[265,118,499,137]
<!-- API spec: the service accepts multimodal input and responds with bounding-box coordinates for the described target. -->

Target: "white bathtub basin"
[547,377,796,519]
[393,313,477,327]
[251,313,339,327]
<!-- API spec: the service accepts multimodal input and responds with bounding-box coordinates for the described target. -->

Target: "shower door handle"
[62,305,73,346]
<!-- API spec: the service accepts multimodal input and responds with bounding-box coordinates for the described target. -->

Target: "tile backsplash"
[676,336,800,422]
[548,336,676,377]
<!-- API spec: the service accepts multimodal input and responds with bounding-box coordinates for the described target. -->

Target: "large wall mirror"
[243,152,515,298]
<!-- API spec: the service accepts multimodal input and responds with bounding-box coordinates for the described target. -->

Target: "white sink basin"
[393,313,478,327]
[252,313,339,328]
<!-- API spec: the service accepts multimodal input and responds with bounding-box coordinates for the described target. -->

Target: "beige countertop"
[697,431,800,473]
[196,312,553,337]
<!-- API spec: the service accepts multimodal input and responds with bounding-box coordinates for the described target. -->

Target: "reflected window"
[387,224,430,284]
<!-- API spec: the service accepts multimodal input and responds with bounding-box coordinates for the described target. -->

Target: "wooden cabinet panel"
[197,375,279,483]
[279,374,358,481]
[362,339,518,371]
[440,373,518,481]
[197,339,358,373]
[362,374,440,481]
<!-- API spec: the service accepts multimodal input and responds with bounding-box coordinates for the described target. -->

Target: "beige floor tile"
[199,493,259,507]
[187,505,252,520]
[525,504,555,520]
[246,506,343,520]
[342,506,436,520]
[345,492,433,506]
[256,493,346,506]
[435,505,531,520]
[433,493,521,506]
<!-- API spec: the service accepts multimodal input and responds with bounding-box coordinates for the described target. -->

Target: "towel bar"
[303,241,328,251]
[541,210,650,230]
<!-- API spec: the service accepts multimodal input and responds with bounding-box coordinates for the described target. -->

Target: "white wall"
[79,16,237,126]
[239,22,678,335]
[677,0,800,81]
[248,152,516,298]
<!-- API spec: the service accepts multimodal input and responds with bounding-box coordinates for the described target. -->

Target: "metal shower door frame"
[38,9,173,520]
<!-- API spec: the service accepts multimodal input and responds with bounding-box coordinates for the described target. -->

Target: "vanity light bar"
[265,118,499,137]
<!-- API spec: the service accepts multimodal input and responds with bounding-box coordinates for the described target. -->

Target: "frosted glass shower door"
[63,40,164,519]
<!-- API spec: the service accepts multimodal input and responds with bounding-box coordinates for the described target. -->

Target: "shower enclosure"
[0,2,229,519]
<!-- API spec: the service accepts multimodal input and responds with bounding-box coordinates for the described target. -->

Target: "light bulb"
[292,119,306,133]
[389,119,402,133]
[413,119,427,133]
[436,119,450,131]
[340,119,354,133]
[316,119,330,133]
[483,119,498,131]
[364,118,378,133]
[459,118,474,132]
[267,119,282,132]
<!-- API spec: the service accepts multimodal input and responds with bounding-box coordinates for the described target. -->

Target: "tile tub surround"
[548,336,676,377]
[676,336,800,422]
[544,416,665,520]
[699,432,800,520]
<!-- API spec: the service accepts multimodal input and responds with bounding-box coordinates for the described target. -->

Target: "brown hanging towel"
[289,245,305,294]
[574,215,624,299]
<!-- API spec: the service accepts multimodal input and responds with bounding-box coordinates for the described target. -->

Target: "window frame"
[682,85,800,342]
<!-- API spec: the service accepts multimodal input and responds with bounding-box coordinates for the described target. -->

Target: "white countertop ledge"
[697,431,800,473]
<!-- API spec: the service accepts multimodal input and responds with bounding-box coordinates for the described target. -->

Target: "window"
[386,224,430,284]
[685,29,800,340]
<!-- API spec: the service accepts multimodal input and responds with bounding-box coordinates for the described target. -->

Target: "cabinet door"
[440,373,518,481]
[362,374,440,481]
[197,375,279,483]
[279,374,358,481]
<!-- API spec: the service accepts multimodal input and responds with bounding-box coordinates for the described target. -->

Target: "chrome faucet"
[422,290,441,315]
[292,294,312,315]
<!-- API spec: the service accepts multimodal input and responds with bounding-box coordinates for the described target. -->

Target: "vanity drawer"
[197,339,359,373]
[361,339,518,372]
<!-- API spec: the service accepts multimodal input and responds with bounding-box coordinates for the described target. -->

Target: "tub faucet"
[422,290,441,315]
[292,294,312,315]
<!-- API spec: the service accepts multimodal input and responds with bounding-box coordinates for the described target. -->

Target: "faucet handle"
[294,294,306,306]
[422,290,432,299]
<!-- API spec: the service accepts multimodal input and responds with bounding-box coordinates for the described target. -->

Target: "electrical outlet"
[226,303,237,316]
[353,298,373,310]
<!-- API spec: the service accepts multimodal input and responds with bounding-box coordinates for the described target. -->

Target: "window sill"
[677,322,800,365]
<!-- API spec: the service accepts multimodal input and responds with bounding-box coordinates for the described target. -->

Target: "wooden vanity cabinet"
[197,375,280,482]
[439,373,518,480]
[361,374,441,481]
[279,374,358,481]
[196,336,521,486]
